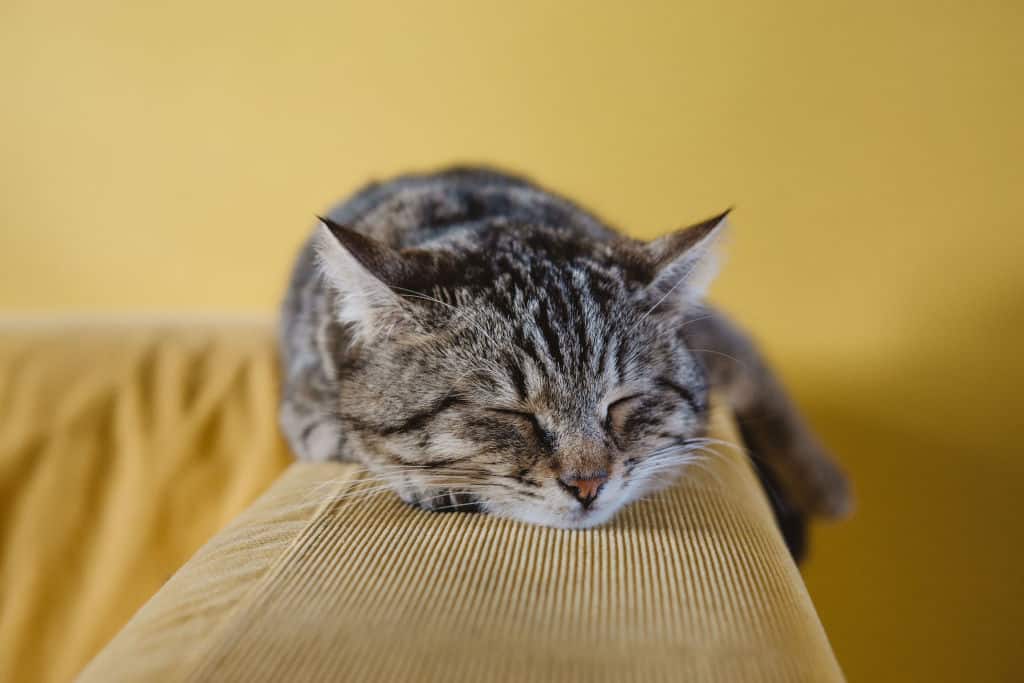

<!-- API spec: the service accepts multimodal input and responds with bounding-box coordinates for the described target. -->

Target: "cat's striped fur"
[279,167,850,555]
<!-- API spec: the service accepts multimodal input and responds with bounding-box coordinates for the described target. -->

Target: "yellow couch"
[1,320,842,681]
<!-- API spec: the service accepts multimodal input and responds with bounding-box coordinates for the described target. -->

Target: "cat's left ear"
[639,209,730,311]
[314,217,418,343]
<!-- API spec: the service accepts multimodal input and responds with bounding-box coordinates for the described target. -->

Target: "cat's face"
[318,214,726,528]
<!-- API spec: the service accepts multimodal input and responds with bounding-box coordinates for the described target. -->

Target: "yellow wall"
[3,1,1022,680]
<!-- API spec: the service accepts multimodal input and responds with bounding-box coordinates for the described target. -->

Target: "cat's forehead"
[451,288,669,396]
[458,253,642,321]
[420,230,679,397]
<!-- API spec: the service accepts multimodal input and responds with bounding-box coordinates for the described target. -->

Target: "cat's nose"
[558,472,609,509]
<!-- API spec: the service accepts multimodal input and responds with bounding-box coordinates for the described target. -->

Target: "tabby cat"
[279,167,850,559]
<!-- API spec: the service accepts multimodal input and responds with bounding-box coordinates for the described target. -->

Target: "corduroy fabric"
[80,410,843,682]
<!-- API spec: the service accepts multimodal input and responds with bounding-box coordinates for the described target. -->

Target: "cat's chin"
[498,501,625,530]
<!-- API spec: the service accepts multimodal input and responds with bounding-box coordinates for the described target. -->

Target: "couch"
[0,320,842,681]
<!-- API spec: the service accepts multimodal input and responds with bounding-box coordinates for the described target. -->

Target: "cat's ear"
[639,209,730,312]
[314,217,414,342]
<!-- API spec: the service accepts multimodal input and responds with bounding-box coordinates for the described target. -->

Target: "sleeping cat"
[279,167,850,559]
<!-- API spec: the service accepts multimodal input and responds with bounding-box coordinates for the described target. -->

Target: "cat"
[279,166,851,560]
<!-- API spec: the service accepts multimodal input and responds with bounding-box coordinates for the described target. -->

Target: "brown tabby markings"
[279,167,850,555]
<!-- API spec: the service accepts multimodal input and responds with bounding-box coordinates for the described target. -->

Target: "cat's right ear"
[314,217,413,343]
[637,209,730,313]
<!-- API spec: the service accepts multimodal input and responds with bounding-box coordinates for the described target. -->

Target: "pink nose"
[558,472,609,509]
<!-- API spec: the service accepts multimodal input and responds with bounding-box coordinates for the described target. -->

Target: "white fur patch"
[303,421,342,462]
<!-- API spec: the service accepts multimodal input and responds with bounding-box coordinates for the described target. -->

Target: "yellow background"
[2,1,1022,680]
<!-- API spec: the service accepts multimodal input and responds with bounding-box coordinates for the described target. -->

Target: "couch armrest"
[80,407,843,682]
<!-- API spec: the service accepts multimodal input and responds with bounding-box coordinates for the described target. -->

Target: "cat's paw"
[280,400,341,462]
[401,489,483,514]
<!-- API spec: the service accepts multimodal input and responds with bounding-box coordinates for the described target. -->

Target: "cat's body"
[280,167,850,558]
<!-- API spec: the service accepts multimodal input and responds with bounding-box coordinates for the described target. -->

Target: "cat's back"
[322,166,618,248]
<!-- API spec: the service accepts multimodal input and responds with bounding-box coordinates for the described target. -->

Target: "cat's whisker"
[683,436,744,453]
[299,477,490,508]
[687,348,752,374]
[303,485,404,503]
[638,253,709,322]
[676,313,715,330]
[418,499,485,512]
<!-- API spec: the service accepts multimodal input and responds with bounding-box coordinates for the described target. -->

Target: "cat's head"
[315,212,728,528]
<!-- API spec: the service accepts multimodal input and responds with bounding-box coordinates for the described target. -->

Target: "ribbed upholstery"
[80,410,843,682]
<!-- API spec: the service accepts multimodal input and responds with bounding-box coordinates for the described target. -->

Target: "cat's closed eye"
[604,394,643,433]
[486,408,547,442]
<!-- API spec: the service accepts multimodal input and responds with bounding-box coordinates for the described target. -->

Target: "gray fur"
[279,167,851,532]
